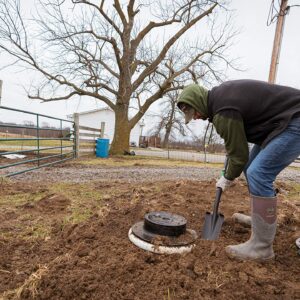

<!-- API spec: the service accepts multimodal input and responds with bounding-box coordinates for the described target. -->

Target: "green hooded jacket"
[177,84,249,180]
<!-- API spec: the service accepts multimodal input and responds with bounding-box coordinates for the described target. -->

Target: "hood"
[177,84,209,119]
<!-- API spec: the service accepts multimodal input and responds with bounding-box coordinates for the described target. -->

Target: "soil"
[0,162,300,299]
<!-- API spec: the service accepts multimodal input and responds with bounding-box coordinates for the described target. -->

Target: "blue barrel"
[96,138,110,158]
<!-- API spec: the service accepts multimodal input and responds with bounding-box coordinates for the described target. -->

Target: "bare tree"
[190,122,223,152]
[23,120,35,127]
[0,0,237,154]
[41,121,50,128]
[149,40,235,148]
[150,90,192,148]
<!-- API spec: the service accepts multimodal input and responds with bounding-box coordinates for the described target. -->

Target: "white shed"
[69,107,144,146]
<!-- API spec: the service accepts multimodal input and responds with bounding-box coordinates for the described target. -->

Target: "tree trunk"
[162,127,171,148]
[162,104,175,148]
[109,105,131,155]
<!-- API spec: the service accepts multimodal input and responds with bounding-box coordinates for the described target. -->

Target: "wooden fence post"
[74,113,80,158]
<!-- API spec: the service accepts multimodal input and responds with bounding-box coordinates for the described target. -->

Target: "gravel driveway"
[5,163,300,183]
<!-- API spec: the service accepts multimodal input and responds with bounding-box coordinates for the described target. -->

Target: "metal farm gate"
[0,106,75,177]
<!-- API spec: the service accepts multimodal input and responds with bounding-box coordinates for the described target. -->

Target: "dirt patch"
[21,194,71,214]
[0,179,299,300]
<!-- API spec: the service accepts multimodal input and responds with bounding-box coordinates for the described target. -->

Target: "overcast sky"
[0,0,299,130]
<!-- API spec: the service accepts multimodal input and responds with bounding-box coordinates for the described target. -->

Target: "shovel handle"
[212,187,222,222]
[213,156,228,214]
[212,156,228,221]
[222,155,229,176]
[210,156,228,226]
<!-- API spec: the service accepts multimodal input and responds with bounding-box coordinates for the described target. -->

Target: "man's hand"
[216,175,234,191]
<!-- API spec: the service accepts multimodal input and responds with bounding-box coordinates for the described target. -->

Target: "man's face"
[179,103,202,124]
[193,111,202,120]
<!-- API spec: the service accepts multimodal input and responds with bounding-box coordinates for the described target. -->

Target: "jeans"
[244,117,300,197]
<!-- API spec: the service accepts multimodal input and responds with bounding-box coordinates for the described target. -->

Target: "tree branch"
[72,0,122,36]
[84,80,118,95]
[113,0,127,26]
[132,3,218,91]
[28,91,80,102]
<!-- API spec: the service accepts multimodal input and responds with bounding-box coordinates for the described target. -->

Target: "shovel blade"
[202,212,224,240]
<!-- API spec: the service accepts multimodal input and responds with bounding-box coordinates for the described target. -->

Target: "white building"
[69,107,145,146]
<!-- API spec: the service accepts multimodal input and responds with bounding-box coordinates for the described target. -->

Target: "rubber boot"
[232,213,251,227]
[226,195,277,261]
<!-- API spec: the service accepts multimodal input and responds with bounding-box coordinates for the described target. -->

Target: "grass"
[62,208,94,225]
[0,191,48,207]
[0,188,52,240]
[0,182,108,240]
[0,139,73,147]
[0,137,96,155]
[76,155,223,168]
[48,182,106,225]
[48,182,103,201]
[163,288,176,300]
[284,181,300,202]
[0,215,52,241]
[2,265,48,299]
[25,221,52,240]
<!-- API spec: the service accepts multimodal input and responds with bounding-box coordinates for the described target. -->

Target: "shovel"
[202,157,229,240]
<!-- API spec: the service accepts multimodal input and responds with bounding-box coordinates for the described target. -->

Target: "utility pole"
[0,80,3,106]
[268,0,289,83]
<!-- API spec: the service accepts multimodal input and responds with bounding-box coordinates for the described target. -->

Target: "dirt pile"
[0,180,299,300]
[28,194,70,214]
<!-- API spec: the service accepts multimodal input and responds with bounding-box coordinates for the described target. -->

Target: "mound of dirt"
[18,194,71,215]
[35,194,71,214]
[0,179,48,197]
[0,180,299,300]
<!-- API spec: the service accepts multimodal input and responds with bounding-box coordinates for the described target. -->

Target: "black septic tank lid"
[143,211,187,237]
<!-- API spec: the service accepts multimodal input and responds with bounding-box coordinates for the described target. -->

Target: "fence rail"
[73,113,105,156]
[0,106,75,177]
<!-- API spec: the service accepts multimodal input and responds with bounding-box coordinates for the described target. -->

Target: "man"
[177,79,300,261]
